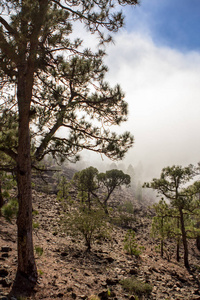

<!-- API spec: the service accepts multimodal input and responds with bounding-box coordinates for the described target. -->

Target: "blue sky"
[124,0,200,51]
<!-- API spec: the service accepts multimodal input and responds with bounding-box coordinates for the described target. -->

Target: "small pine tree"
[62,205,110,251]
[124,229,142,257]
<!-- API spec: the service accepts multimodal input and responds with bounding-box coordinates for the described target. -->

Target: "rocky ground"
[0,187,200,300]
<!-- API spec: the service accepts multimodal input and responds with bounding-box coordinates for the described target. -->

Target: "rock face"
[0,187,200,299]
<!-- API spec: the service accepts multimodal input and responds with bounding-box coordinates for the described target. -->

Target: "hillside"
[0,185,200,300]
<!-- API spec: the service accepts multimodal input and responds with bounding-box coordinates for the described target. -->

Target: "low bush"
[120,276,153,296]
[1,199,18,222]
[62,205,111,251]
[35,246,43,256]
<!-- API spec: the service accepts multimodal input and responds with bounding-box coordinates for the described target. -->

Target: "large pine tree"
[0,0,138,291]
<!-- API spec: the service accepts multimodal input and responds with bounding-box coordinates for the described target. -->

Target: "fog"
[67,23,200,183]
[102,32,200,180]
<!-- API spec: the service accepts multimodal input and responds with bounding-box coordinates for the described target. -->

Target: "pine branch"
[0,147,17,161]
[0,16,19,39]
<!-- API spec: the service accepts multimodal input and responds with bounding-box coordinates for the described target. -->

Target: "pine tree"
[97,169,131,213]
[0,0,138,290]
[144,164,200,268]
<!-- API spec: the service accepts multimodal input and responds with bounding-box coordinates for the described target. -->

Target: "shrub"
[120,200,135,215]
[120,276,153,296]
[32,209,39,216]
[124,229,142,257]
[62,205,110,251]
[35,246,43,256]
[114,213,135,229]
[33,221,40,229]
[38,269,44,276]
[1,199,18,222]
[113,201,136,228]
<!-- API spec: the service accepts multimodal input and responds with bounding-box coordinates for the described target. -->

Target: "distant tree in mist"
[97,169,131,213]
[72,167,131,214]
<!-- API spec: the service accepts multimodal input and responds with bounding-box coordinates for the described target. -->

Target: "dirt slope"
[0,188,200,300]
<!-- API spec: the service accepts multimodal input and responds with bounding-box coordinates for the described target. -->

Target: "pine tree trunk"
[0,178,4,215]
[13,67,37,290]
[196,222,200,251]
[176,218,180,262]
[179,208,189,268]
[161,217,164,257]
[161,240,164,257]
[196,236,200,251]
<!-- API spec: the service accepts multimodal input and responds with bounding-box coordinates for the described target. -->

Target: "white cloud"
[104,32,200,178]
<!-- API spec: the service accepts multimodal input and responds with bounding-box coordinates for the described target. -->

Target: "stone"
[79,296,87,300]
[0,258,5,262]
[98,290,109,300]
[1,254,9,258]
[61,252,68,257]
[1,247,12,253]
[71,292,77,299]
[194,289,200,295]
[106,257,114,263]
[106,278,119,285]
[0,278,12,287]
[57,292,64,298]
[129,268,138,275]
[0,269,8,278]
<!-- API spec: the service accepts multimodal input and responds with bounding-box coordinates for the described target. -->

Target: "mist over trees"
[0,0,139,292]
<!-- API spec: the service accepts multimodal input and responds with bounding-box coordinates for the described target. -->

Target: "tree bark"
[160,217,164,257]
[176,219,180,262]
[161,240,164,257]
[179,208,189,268]
[13,66,37,290]
[196,222,200,251]
[0,178,4,215]
[196,236,200,252]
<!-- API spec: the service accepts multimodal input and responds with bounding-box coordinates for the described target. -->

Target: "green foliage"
[0,110,18,151]
[16,297,27,300]
[62,205,110,251]
[121,200,135,215]
[120,276,153,296]
[38,269,44,276]
[73,167,99,194]
[33,221,40,229]
[72,167,99,209]
[32,209,39,216]
[0,171,17,209]
[1,199,18,222]
[151,199,177,258]
[107,289,111,297]
[35,246,43,257]
[115,200,136,228]
[57,175,71,201]
[0,0,138,286]
[124,229,142,257]
[144,164,200,268]
[72,167,131,213]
